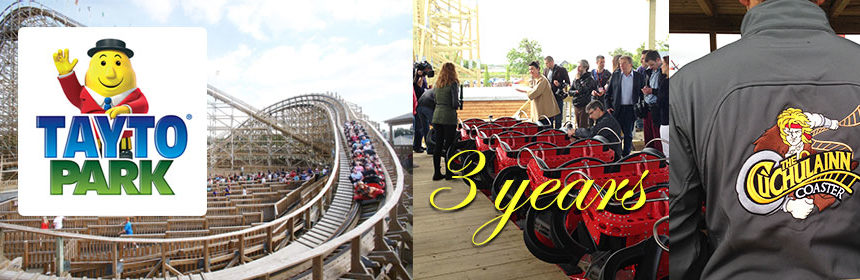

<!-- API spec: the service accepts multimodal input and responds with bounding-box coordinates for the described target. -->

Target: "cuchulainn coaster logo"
[736,107,860,219]
[40,38,186,195]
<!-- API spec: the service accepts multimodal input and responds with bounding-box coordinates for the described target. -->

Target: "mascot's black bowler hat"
[87,39,134,58]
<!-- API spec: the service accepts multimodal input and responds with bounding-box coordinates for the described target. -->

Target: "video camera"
[414,61,435,78]
[555,81,570,98]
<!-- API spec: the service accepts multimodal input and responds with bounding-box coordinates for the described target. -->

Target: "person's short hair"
[596,55,605,61]
[545,56,554,62]
[641,49,650,55]
[644,50,660,62]
[579,59,590,71]
[620,55,633,64]
[586,100,605,112]
[529,61,540,70]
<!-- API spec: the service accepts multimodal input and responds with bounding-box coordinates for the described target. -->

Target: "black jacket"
[576,112,622,159]
[605,70,645,111]
[656,72,669,126]
[571,71,597,107]
[417,88,435,109]
[543,64,570,99]
[670,0,860,279]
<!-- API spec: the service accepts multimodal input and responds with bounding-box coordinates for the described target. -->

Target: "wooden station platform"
[412,153,567,280]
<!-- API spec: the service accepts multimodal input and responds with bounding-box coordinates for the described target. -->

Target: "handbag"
[634,98,650,119]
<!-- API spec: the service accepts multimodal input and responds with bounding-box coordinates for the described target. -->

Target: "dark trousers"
[613,105,635,157]
[540,115,555,127]
[573,105,589,129]
[413,106,433,150]
[554,96,565,128]
[432,123,457,176]
[643,111,662,153]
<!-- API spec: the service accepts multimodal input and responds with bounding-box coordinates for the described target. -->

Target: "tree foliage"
[482,64,490,87]
[506,38,543,75]
[609,47,637,68]
[633,38,669,69]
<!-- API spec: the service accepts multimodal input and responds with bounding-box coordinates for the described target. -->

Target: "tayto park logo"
[17,28,207,216]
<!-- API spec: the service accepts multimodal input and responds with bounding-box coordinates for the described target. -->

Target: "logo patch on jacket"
[736,107,860,219]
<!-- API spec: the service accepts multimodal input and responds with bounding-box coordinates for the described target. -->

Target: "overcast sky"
[8,0,411,123]
[476,0,668,67]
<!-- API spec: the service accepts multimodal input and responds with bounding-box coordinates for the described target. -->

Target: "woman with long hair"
[431,62,460,180]
[611,54,621,73]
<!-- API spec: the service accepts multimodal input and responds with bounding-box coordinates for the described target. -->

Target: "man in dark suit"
[605,55,645,157]
[543,56,570,128]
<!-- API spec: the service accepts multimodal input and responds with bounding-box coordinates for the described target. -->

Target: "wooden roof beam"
[830,0,850,19]
[696,0,716,16]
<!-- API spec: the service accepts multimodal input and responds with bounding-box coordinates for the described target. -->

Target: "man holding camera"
[572,59,597,129]
[543,56,569,128]
[413,61,433,153]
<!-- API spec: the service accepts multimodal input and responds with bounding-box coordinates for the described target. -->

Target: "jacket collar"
[740,0,834,36]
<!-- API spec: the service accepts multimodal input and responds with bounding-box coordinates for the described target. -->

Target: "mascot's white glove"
[783,197,815,219]
[805,113,839,130]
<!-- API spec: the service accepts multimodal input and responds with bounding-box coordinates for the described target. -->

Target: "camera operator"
[413,61,434,99]
[543,56,569,128]
[413,61,434,152]
[571,59,597,129]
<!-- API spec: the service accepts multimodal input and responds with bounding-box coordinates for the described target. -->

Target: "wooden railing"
[0,95,348,279]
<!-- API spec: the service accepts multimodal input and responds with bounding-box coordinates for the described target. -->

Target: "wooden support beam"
[203,239,211,272]
[288,217,295,241]
[670,14,744,34]
[374,221,387,250]
[112,243,118,279]
[312,256,323,280]
[696,0,715,16]
[22,240,28,269]
[831,0,850,18]
[161,243,167,277]
[350,236,364,274]
[672,13,860,34]
[265,227,273,254]
[238,234,246,264]
[710,32,717,52]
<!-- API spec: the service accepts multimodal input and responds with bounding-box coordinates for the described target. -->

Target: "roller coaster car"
[354,180,385,201]
[522,151,669,279]
[362,175,385,187]
[523,186,668,279]
[490,135,616,202]
[534,128,571,146]
[491,116,520,127]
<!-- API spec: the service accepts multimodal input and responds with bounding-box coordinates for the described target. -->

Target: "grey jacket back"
[669,0,860,279]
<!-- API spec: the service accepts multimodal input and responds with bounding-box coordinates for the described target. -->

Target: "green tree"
[394,128,412,137]
[506,38,543,75]
[634,38,669,69]
[564,63,577,74]
[482,64,490,87]
[505,65,511,82]
[609,47,637,68]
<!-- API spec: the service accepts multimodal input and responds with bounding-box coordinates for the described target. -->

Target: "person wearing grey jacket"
[670,0,860,279]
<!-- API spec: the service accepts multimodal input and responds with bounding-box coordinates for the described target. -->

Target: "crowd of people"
[344,121,386,201]
[544,50,669,156]
[206,167,328,197]
[413,50,670,160]
[526,51,671,157]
